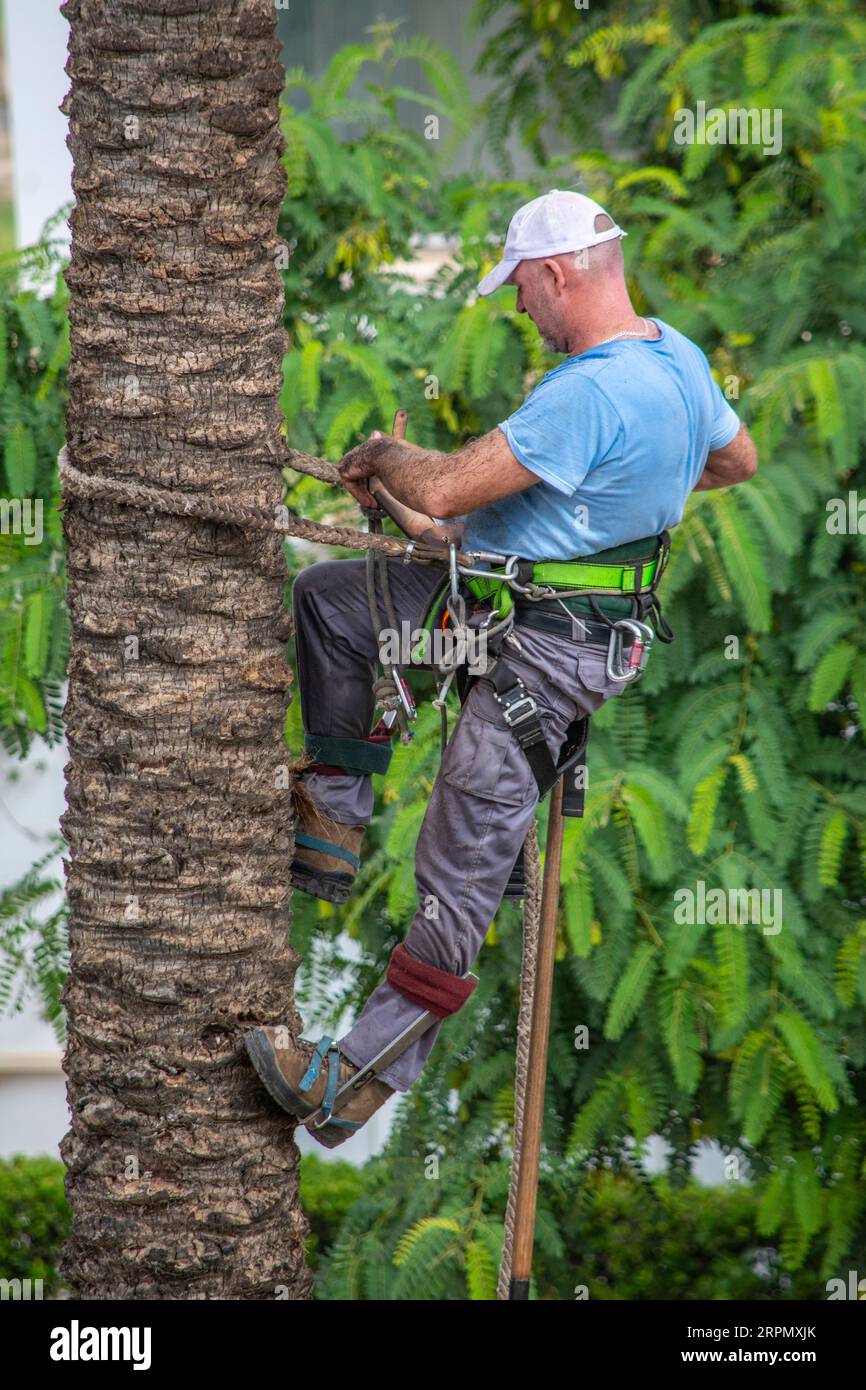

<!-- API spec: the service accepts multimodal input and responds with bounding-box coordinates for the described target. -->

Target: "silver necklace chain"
[593,317,652,348]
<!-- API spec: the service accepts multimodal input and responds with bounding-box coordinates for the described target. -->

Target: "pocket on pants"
[576,645,615,693]
[440,685,536,806]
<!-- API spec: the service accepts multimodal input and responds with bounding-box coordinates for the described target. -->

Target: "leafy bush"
[0,1154,69,1295]
[315,1155,836,1300]
[298,1153,366,1272]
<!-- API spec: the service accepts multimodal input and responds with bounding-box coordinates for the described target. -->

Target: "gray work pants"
[292,557,625,1091]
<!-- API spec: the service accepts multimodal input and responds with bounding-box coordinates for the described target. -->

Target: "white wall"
[4,0,71,252]
[0,738,68,1159]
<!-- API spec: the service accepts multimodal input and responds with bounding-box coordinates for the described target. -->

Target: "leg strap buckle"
[496,685,537,729]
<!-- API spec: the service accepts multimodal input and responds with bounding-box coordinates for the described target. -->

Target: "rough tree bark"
[58,0,310,1299]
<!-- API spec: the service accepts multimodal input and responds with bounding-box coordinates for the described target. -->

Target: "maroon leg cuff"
[386,942,478,1019]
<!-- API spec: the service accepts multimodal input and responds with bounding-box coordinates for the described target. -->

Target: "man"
[245,190,757,1147]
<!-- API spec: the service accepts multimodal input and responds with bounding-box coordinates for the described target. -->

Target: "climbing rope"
[58,439,543,1300]
[57,445,473,566]
[496,817,541,1301]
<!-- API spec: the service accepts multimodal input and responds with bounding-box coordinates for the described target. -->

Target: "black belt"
[513,602,612,646]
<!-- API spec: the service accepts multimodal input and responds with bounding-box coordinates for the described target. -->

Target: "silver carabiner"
[501,554,561,601]
[606,619,655,683]
[432,667,459,709]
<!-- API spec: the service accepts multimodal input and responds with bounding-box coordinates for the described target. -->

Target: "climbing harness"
[411,530,674,802]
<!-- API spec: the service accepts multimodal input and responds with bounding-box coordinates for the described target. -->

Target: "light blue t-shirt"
[462,318,741,560]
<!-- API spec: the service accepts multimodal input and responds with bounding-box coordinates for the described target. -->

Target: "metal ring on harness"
[501,554,557,600]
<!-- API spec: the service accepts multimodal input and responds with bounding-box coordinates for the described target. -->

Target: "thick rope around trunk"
[58,447,468,566]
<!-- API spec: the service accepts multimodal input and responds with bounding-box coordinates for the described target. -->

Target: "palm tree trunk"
[58,0,308,1299]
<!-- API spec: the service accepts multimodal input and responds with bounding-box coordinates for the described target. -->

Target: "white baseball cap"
[477,189,627,296]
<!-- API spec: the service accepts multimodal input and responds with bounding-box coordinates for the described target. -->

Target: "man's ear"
[541,257,568,294]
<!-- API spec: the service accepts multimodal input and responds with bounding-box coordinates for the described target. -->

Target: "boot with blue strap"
[290,723,397,903]
[244,1027,396,1149]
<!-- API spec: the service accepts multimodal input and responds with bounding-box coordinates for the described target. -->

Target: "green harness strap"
[422,533,668,631]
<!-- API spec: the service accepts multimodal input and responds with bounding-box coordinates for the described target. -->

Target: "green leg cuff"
[304,732,394,777]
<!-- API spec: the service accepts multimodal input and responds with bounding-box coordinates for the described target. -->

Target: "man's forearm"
[693,424,758,492]
[363,441,454,514]
[340,425,538,516]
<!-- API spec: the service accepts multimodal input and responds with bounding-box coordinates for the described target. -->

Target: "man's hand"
[338,432,397,509]
[338,430,462,541]
[693,422,758,491]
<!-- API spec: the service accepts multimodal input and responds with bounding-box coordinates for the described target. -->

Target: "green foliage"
[0,1155,70,1295]
[0,840,68,1040]
[471,0,754,166]
[278,24,469,309]
[276,28,551,471]
[0,222,69,756]
[298,1153,367,1272]
[314,1155,834,1300]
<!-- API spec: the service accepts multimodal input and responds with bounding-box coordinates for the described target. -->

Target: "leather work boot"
[244,1027,395,1150]
[290,789,365,905]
